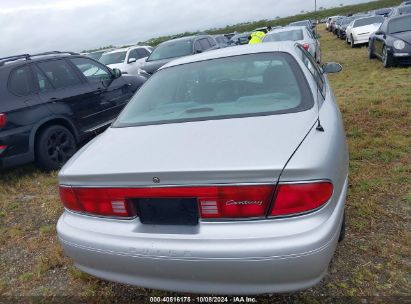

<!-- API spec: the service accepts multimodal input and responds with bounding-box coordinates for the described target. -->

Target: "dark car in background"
[213,35,231,48]
[289,19,316,35]
[0,52,146,170]
[140,35,219,75]
[374,7,393,17]
[368,14,411,67]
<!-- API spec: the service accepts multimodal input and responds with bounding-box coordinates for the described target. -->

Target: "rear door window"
[8,65,34,96]
[36,60,82,89]
[33,65,54,92]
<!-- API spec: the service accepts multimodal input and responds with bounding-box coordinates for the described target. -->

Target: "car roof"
[157,35,198,45]
[0,52,80,69]
[104,45,150,55]
[161,42,299,70]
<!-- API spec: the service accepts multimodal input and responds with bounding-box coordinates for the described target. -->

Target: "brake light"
[0,145,7,154]
[59,182,333,219]
[270,182,333,216]
[59,185,275,219]
[0,113,7,129]
[303,43,310,51]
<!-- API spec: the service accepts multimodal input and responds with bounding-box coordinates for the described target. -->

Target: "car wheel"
[350,36,355,48]
[346,37,350,44]
[338,212,346,243]
[35,125,77,170]
[382,45,394,68]
[368,43,376,59]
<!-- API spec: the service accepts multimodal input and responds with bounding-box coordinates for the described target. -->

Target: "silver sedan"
[57,42,348,295]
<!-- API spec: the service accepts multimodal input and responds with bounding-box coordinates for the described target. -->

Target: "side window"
[137,48,150,58]
[199,38,211,50]
[297,46,325,97]
[33,65,53,92]
[9,65,34,96]
[128,49,140,60]
[194,40,202,53]
[208,37,217,47]
[69,57,111,83]
[36,60,81,89]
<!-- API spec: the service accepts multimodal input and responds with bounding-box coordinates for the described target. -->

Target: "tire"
[368,43,376,59]
[35,125,77,171]
[350,35,355,48]
[346,37,350,44]
[338,212,346,243]
[382,45,394,68]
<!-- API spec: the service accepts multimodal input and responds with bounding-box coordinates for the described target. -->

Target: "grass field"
[1,26,410,304]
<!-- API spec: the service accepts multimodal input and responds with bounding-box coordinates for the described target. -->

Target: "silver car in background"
[57,42,348,295]
[263,26,321,62]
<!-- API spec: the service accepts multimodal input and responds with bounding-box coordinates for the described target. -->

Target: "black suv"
[141,35,219,75]
[0,51,146,170]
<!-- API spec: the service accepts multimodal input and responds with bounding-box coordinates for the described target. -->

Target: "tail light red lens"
[303,43,310,51]
[59,182,333,219]
[0,113,7,129]
[270,182,333,216]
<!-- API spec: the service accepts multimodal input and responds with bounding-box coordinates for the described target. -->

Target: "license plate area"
[136,198,199,225]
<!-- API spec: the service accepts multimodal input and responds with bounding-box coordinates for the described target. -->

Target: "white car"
[99,46,152,76]
[346,16,384,48]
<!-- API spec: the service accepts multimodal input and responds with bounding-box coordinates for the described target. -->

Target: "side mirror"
[322,62,342,74]
[375,31,383,35]
[112,68,122,78]
[128,57,137,63]
[195,49,202,54]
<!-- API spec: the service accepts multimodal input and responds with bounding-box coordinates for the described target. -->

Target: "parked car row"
[326,4,411,68]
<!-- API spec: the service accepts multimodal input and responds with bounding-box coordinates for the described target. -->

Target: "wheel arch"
[29,116,79,155]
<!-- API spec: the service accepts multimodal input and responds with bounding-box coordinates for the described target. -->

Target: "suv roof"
[0,51,79,68]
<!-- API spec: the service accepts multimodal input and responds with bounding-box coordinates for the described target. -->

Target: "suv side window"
[33,65,53,93]
[69,57,111,83]
[296,45,325,97]
[8,65,34,96]
[36,59,81,89]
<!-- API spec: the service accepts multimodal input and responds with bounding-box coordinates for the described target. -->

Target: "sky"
[1,0,371,56]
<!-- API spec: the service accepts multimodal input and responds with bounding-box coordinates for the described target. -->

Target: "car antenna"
[316,84,324,132]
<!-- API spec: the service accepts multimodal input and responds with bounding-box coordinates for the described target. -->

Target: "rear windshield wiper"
[390,30,411,34]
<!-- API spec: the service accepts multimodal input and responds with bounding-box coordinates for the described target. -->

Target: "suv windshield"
[354,16,384,27]
[389,15,411,33]
[114,53,313,127]
[264,30,304,42]
[99,51,127,65]
[147,39,193,61]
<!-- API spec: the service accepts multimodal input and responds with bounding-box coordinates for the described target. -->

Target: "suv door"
[69,57,134,125]
[34,58,106,133]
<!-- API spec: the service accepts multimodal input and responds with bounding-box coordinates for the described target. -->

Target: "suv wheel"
[35,125,76,170]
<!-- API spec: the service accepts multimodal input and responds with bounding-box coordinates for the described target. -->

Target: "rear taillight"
[303,43,310,51]
[0,113,7,129]
[59,182,333,219]
[270,182,333,216]
[0,145,7,154]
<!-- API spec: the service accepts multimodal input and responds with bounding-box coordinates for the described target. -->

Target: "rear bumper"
[0,126,34,169]
[57,177,347,295]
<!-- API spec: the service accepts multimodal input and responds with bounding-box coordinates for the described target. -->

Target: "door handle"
[49,97,58,103]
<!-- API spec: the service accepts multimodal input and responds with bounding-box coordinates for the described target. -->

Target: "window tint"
[137,48,150,58]
[9,65,34,96]
[114,53,313,127]
[208,37,217,47]
[36,60,81,89]
[199,38,211,50]
[70,57,111,83]
[297,46,325,96]
[33,65,53,92]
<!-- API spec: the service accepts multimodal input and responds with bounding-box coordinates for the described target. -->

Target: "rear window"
[9,66,34,96]
[389,15,411,33]
[147,39,193,62]
[114,52,313,127]
[354,16,384,27]
[398,5,411,15]
[263,30,304,42]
